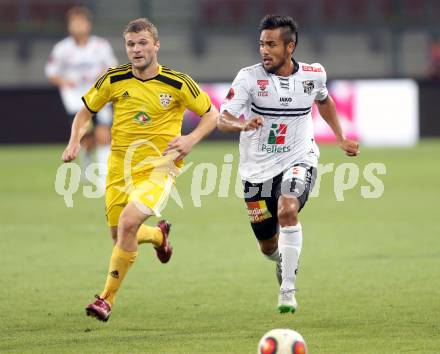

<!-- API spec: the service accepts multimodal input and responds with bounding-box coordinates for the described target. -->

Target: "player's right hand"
[62,143,81,162]
[243,116,264,131]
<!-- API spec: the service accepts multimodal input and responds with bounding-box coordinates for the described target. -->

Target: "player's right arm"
[217,68,263,132]
[62,106,93,162]
[218,111,264,132]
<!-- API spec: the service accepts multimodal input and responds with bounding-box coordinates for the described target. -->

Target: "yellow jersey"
[82,63,211,170]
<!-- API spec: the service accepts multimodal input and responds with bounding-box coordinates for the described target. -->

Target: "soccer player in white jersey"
[45,6,117,189]
[218,15,359,314]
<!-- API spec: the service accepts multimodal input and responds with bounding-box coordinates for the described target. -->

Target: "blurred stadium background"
[1,0,440,143]
[1,1,439,353]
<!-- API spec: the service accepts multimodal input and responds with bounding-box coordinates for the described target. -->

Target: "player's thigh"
[280,163,317,212]
[105,179,129,228]
[243,178,279,241]
[105,171,129,228]
[128,171,175,217]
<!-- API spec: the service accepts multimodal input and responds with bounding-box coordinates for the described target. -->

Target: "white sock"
[96,144,110,189]
[264,248,280,262]
[96,144,110,166]
[79,149,92,181]
[278,223,302,290]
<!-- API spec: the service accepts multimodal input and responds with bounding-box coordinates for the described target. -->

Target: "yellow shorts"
[105,152,179,227]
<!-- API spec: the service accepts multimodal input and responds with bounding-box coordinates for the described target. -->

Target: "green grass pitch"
[0,141,439,353]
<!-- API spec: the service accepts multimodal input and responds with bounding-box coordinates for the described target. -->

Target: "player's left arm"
[315,95,359,156]
[313,63,359,157]
[164,74,218,161]
[164,104,219,161]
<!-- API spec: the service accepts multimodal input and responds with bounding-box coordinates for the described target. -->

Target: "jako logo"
[268,123,287,144]
[279,97,292,102]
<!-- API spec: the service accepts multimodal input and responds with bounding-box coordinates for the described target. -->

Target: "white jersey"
[45,35,117,115]
[221,60,328,183]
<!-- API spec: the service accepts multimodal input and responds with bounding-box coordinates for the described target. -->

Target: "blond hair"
[123,18,159,42]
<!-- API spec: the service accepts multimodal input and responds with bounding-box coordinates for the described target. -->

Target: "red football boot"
[85,295,111,322]
[154,220,173,263]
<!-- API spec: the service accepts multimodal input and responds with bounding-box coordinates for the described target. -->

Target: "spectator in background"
[45,6,117,189]
[428,35,440,80]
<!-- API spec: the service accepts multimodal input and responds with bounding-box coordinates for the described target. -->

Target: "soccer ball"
[257,328,307,354]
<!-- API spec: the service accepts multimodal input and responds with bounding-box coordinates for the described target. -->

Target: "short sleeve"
[313,63,328,101]
[220,69,251,117]
[82,74,111,113]
[180,74,211,117]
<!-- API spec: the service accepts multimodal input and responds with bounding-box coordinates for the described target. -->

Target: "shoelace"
[280,289,298,300]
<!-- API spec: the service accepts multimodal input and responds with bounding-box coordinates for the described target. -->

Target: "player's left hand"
[340,138,359,157]
[163,135,195,162]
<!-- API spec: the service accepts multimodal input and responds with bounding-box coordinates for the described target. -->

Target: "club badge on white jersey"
[221,60,328,183]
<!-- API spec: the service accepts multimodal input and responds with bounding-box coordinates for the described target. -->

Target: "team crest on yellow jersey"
[159,93,173,108]
[134,111,152,125]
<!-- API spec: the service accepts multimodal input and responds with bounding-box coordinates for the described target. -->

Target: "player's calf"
[154,220,173,263]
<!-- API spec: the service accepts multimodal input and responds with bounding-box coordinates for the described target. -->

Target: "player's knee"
[278,203,299,227]
[118,216,139,238]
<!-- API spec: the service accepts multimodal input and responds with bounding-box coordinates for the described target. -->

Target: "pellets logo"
[261,124,291,153]
[268,123,287,144]
[246,200,272,223]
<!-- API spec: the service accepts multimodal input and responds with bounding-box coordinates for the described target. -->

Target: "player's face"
[259,29,294,74]
[125,30,160,72]
[68,15,91,38]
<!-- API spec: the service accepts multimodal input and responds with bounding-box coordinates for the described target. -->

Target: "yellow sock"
[137,224,163,247]
[100,245,138,307]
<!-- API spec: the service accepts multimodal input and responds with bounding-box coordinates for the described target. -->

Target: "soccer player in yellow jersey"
[62,18,219,321]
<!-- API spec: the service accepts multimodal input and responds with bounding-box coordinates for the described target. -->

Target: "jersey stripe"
[251,107,311,117]
[154,74,183,90]
[251,102,311,112]
[110,71,134,84]
[162,68,198,97]
[95,63,132,89]
[95,63,131,83]
[96,64,131,88]
[161,68,200,98]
